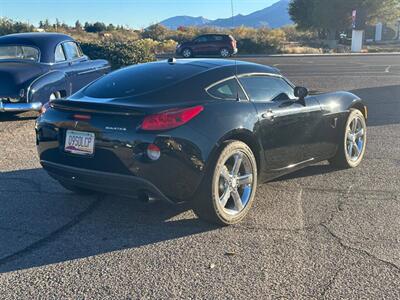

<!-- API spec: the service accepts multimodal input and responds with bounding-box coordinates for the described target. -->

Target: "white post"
[351,30,364,52]
[375,23,383,41]
[398,20,400,40]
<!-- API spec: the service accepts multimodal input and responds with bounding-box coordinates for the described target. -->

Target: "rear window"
[83,62,206,99]
[0,45,39,62]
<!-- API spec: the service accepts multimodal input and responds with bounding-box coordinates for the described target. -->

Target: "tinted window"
[239,76,294,102]
[0,46,39,62]
[55,44,66,62]
[83,62,206,99]
[207,78,246,100]
[213,35,224,41]
[195,36,209,43]
[62,42,82,60]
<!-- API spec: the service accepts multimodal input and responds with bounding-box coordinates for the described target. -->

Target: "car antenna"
[231,0,239,101]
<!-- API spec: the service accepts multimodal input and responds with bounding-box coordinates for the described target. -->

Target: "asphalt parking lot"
[0,54,399,299]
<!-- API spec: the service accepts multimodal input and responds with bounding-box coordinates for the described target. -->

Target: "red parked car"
[176,34,238,58]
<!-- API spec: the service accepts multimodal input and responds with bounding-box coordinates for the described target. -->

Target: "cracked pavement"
[0,55,399,299]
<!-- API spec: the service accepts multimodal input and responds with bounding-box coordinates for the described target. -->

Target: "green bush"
[80,40,156,69]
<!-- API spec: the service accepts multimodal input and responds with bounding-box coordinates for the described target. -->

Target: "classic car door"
[239,75,323,172]
[55,41,101,93]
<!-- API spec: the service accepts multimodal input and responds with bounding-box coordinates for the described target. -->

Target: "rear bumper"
[0,101,42,112]
[41,160,176,204]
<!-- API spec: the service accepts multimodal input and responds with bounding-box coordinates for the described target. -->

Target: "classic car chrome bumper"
[0,101,42,112]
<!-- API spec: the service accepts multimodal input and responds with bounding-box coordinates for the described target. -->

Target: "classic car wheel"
[193,141,257,225]
[182,48,193,58]
[220,48,230,58]
[329,109,367,168]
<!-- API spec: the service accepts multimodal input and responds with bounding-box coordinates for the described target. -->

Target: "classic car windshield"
[0,45,40,62]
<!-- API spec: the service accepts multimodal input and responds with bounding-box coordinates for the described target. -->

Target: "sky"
[0,0,279,29]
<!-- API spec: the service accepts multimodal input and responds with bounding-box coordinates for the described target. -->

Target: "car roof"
[80,58,281,101]
[0,33,75,63]
[169,58,280,75]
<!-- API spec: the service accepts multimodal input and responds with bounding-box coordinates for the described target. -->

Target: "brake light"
[73,114,91,121]
[140,105,204,131]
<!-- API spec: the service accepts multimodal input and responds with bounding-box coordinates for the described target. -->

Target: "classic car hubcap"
[346,116,365,161]
[217,151,254,216]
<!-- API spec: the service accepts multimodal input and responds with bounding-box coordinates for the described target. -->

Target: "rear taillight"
[73,114,91,121]
[231,40,237,48]
[140,105,204,131]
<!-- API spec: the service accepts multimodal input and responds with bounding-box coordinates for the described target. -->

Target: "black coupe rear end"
[36,59,367,225]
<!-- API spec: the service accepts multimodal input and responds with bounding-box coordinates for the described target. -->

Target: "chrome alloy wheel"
[346,116,365,161]
[215,151,254,216]
[182,49,192,58]
[220,48,230,58]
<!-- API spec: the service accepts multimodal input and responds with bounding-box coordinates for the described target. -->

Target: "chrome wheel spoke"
[351,118,358,133]
[355,128,364,139]
[231,189,244,211]
[237,174,253,186]
[352,143,360,156]
[347,142,354,156]
[220,167,231,181]
[220,189,231,208]
[231,153,243,175]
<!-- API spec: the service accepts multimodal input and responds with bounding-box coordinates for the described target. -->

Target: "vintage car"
[0,32,110,113]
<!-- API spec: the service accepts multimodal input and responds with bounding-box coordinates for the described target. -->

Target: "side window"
[239,76,295,102]
[195,36,208,43]
[207,78,247,100]
[54,44,66,62]
[62,42,82,60]
[214,35,224,41]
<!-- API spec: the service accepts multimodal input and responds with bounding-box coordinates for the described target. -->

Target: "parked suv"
[176,34,238,58]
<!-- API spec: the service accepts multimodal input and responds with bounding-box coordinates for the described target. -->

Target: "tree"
[106,23,116,31]
[75,20,82,30]
[142,24,169,41]
[84,22,107,33]
[289,0,400,39]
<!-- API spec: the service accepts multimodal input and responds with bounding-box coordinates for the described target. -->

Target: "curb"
[157,52,400,59]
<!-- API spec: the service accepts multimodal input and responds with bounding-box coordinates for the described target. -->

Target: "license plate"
[64,130,95,156]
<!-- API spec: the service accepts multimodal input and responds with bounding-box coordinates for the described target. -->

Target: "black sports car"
[36,59,367,225]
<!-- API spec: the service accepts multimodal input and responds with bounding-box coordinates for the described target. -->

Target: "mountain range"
[160,0,292,29]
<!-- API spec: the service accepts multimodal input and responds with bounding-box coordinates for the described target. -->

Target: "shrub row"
[79,40,156,69]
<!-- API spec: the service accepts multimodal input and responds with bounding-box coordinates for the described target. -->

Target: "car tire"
[220,48,230,58]
[192,141,258,225]
[58,180,97,195]
[182,48,193,58]
[329,109,367,168]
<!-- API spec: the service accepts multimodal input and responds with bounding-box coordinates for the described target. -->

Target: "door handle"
[262,109,275,121]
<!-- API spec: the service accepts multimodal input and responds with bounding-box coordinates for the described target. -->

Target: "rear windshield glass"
[0,45,40,62]
[83,62,206,99]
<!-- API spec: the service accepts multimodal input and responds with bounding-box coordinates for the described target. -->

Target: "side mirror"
[294,86,309,100]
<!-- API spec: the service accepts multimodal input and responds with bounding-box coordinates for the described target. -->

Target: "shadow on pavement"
[350,84,400,127]
[0,112,38,122]
[272,163,339,182]
[0,168,218,273]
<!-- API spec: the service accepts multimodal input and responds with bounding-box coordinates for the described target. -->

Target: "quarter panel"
[28,70,68,104]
